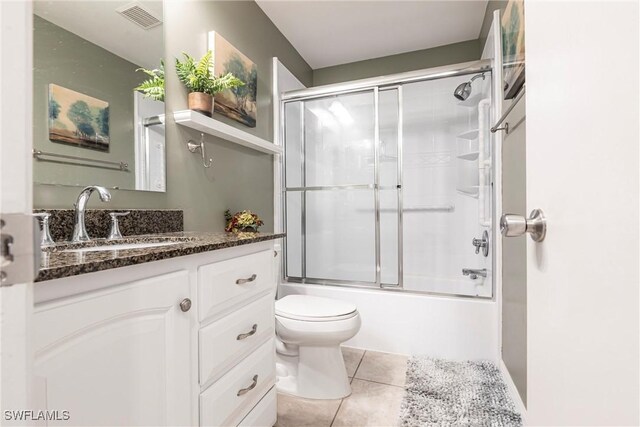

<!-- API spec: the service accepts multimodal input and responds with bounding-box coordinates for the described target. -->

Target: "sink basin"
[63,241,182,253]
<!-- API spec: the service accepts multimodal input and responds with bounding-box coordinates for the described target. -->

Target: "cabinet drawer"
[198,250,274,322]
[200,340,275,427]
[199,293,274,386]
[238,386,276,427]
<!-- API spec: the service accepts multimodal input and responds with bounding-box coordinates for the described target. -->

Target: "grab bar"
[490,85,525,134]
[360,206,454,213]
[33,149,129,171]
[403,206,454,212]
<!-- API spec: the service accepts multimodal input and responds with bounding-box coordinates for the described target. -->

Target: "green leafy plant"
[175,51,244,96]
[134,60,165,102]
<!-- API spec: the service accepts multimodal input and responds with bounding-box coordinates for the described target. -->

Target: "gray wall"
[312,39,480,86]
[34,0,313,232]
[501,96,527,404]
[33,15,143,190]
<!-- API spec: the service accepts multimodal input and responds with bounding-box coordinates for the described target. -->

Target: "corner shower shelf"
[457,151,480,161]
[456,129,479,140]
[456,186,480,199]
[173,110,283,155]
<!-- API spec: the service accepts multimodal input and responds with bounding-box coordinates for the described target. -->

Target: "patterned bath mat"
[399,357,522,427]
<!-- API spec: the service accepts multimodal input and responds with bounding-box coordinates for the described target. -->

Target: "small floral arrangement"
[225,209,264,233]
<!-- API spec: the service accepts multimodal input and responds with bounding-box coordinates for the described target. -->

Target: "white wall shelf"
[173,110,283,155]
[456,186,480,199]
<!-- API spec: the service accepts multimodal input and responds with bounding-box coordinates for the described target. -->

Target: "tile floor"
[276,347,408,427]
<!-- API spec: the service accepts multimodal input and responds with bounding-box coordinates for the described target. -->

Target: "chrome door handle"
[237,324,258,340]
[237,375,258,396]
[236,274,257,285]
[500,209,547,242]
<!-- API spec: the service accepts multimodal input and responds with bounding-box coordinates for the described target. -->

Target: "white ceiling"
[256,0,488,69]
[34,1,163,70]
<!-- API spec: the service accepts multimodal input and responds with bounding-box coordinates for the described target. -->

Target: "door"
[283,90,381,285]
[33,272,192,426]
[525,1,639,424]
[0,0,36,416]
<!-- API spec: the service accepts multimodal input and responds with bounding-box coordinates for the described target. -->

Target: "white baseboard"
[499,360,527,424]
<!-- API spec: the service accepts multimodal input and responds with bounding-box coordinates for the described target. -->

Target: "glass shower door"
[400,73,492,297]
[284,90,379,284]
[283,72,491,297]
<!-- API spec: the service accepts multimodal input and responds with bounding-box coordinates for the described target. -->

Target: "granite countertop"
[37,231,285,282]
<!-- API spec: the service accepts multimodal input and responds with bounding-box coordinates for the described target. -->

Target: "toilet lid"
[275,295,357,321]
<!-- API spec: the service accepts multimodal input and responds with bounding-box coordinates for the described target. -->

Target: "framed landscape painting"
[48,84,110,151]
[501,0,525,99]
[208,31,257,127]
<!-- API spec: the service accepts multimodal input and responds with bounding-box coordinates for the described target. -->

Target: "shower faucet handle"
[472,238,484,254]
[471,230,489,257]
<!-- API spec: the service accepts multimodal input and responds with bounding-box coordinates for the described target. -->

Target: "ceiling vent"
[116,2,162,30]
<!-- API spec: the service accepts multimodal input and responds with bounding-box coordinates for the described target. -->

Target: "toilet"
[274,295,361,400]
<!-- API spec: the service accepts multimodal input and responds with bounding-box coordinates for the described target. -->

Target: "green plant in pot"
[134,60,165,102]
[175,51,244,117]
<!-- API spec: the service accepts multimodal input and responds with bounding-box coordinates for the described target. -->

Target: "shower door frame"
[280,59,493,296]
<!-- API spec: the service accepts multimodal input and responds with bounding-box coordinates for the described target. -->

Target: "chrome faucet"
[462,268,487,280]
[472,230,489,257]
[71,186,111,242]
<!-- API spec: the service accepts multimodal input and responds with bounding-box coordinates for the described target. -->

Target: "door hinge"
[0,213,40,286]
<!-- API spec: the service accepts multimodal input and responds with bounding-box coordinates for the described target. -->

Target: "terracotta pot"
[188,92,213,117]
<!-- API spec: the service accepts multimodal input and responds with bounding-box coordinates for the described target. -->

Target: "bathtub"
[278,281,499,361]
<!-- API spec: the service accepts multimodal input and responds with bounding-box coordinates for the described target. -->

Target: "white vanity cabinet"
[33,240,279,427]
[33,270,193,426]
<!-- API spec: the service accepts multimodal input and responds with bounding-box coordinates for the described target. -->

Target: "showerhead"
[453,73,486,101]
[454,82,472,101]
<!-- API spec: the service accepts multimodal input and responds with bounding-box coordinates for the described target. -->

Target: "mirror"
[32,1,166,192]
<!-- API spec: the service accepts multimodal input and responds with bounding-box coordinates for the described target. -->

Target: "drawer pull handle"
[237,324,258,341]
[237,375,258,396]
[236,274,257,285]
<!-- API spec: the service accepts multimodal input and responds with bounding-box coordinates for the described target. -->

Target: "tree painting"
[67,100,96,137]
[48,84,110,151]
[209,32,257,127]
[97,108,109,136]
[49,98,61,120]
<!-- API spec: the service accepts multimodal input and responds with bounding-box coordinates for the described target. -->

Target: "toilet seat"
[275,295,357,322]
